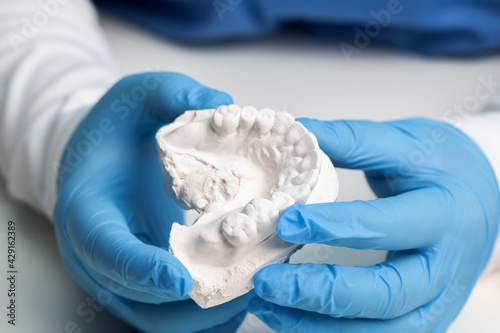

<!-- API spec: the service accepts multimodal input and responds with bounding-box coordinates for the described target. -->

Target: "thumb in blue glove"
[250,118,500,333]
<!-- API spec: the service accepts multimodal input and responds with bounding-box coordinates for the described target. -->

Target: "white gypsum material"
[156,105,339,308]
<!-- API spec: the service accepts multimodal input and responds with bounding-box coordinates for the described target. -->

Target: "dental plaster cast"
[156,105,339,308]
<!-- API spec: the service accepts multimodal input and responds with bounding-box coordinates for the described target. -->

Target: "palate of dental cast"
[156,104,339,308]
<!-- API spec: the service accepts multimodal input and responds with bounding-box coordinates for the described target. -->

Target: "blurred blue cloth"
[94,0,500,56]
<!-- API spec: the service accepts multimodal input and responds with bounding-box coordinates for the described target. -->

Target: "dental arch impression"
[156,105,339,308]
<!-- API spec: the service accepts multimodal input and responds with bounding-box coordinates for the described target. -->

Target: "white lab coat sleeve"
[451,99,500,275]
[0,0,120,220]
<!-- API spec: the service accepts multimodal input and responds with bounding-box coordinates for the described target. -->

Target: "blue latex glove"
[53,72,252,332]
[250,118,500,332]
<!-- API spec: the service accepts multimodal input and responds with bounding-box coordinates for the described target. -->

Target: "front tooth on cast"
[240,106,257,130]
[212,106,225,132]
[254,108,275,137]
[272,112,295,136]
[284,122,308,146]
[294,132,317,156]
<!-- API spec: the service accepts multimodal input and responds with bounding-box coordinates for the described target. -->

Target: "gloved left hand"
[250,117,500,332]
[53,72,251,332]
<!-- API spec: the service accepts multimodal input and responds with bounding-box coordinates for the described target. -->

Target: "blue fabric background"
[94,0,500,56]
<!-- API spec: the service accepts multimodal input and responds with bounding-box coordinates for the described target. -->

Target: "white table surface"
[1,10,500,333]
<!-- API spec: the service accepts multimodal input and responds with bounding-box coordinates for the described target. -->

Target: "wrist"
[48,83,119,220]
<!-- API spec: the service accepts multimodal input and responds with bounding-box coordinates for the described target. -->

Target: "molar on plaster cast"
[156,105,339,308]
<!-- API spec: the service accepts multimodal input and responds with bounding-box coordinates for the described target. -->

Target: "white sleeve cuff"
[451,104,500,276]
[0,0,120,221]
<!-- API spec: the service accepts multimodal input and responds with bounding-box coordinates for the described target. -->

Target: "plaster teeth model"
[156,105,339,308]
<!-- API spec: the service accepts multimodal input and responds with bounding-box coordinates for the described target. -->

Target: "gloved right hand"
[250,117,500,333]
[53,72,252,332]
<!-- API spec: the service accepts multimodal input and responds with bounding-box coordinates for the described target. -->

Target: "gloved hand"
[53,72,252,332]
[250,118,500,332]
